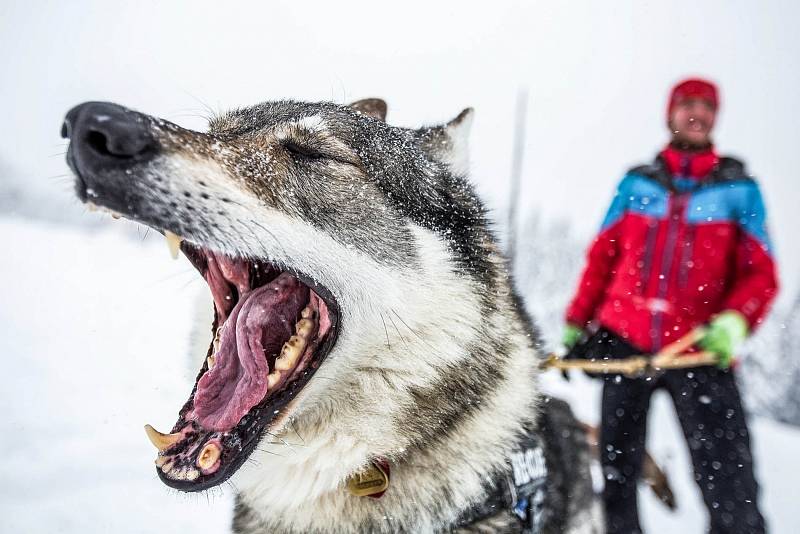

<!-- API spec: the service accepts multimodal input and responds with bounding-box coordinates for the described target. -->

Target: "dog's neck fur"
[227,225,541,533]
[153,103,542,532]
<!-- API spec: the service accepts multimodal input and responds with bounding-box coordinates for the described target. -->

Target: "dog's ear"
[349,98,388,121]
[442,108,474,175]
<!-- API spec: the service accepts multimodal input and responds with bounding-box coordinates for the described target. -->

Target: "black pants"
[583,329,766,534]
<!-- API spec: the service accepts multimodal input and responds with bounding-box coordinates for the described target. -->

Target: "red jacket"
[566,146,779,352]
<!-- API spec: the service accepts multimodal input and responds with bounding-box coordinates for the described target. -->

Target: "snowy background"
[1,1,798,532]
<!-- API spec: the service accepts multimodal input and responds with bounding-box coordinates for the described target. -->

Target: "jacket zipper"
[678,224,695,289]
[651,194,683,351]
[640,221,658,294]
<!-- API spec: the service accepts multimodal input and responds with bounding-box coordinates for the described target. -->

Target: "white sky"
[1,0,797,301]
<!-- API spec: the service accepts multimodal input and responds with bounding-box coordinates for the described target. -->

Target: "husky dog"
[62,98,600,533]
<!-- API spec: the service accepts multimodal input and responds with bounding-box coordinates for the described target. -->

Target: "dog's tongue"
[191,272,309,432]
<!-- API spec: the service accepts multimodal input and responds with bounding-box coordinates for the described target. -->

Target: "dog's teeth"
[275,335,305,371]
[86,202,98,212]
[155,455,169,468]
[174,467,197,481]
[111,212,121,220]
[213,327,222,354]
[171,467,187,480]
[212,326,222,354]
[144,424,182,452]
[197,442,221,472]
[171,467,196,481]
[161,460,174,474]
[300,307,313,319]
[164,230,183,259]
[267,370,282,388]
[208,327,223,370]
[295,318,315,339]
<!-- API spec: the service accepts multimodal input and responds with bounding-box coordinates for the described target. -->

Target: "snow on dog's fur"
[63,98,599,533]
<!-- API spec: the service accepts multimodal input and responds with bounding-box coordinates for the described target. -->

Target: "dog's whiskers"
[309,373,336,382]
[265,431,299,453]
[167,109,216,123]
[225,479,240,496]
[254,447,287,458]
[391,309,437,352]
[237,217,290,260]
[289,419,306,445]
[146,268,197,288]
[137,226,152,242]
[180,90,219,122]
[380,313,392,348]
[387,313,417,359]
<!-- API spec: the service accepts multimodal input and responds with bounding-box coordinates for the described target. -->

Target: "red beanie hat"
[667,78,719,120]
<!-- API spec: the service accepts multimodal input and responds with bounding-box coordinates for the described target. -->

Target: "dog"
[62,97,601,533]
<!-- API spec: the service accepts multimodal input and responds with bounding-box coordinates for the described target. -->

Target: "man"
[563,78,778,533]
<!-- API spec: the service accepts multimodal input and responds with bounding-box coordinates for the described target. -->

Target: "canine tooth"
[144,424,182,452]
[267,370,282,388]
[197,442,221,471]
[164,230,183,259]
[207,354,216,370]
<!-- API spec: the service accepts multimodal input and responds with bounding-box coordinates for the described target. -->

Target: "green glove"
[563,324,585,350]
[699,310,748,369]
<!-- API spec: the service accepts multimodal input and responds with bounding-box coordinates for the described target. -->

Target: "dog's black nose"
[64,101,160,206]
[63,101,156,165]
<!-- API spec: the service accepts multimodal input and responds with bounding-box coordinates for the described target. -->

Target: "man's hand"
[562,324,585,350]
[698,310,748,369]
[559,324,585,381]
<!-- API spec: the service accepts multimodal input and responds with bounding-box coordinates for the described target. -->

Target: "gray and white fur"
[64,97,600,533]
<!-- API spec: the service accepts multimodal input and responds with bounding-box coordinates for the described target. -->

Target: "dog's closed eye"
[283,140,325,161]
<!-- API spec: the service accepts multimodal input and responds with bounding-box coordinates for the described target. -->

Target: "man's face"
[669,98,716,147]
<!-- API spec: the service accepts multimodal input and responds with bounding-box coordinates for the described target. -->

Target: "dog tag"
[347,459,390,498]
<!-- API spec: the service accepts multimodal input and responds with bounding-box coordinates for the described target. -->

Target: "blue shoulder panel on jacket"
[686,179,773,252]
[600,173,668,230]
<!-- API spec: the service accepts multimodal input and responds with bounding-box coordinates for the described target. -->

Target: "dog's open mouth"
[145,239,340,492]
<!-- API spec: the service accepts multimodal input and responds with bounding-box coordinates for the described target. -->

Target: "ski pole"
[542,351,718,377]
[542,326,718,377]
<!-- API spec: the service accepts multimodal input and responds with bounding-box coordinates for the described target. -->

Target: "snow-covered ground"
[0,216,796,533]
[0,217,232,533]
